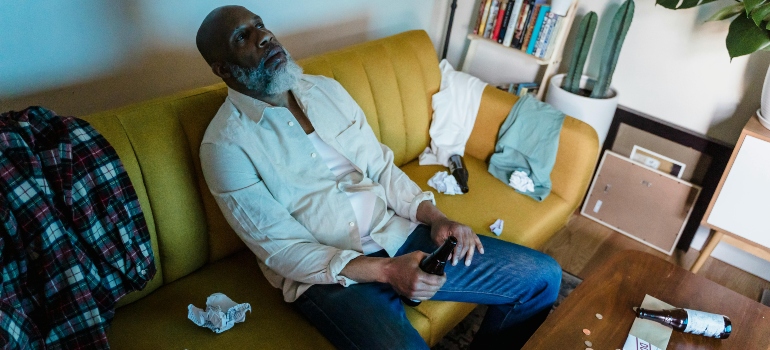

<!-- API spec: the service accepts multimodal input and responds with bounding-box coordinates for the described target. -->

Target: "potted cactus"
[545,0,635,146]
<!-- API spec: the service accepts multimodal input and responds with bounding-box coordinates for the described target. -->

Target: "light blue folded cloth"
[488,94,565,201]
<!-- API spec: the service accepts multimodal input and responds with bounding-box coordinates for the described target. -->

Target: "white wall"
[445,0,770,145]
[0,0,447,116]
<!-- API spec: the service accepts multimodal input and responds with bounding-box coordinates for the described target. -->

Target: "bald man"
[196,5,561,349]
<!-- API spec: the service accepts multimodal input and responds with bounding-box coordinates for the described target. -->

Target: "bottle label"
[684,309,725,338]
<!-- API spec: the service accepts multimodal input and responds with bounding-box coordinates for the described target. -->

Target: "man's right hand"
[384,251,446,301]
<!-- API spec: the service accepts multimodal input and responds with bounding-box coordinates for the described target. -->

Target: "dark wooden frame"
[597,106,733,251]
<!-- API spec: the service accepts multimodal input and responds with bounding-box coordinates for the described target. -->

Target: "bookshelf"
[461,0,578,100]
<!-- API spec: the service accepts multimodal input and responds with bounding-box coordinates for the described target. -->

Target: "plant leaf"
[656,0,717,9]
[563,12,597,93]
[592,0,635,98]
[727,13,770,58]
[744,0,767,14]
[707,3,746,21]
[751,3,770,26]
[655,0,680,9]
[678,0,703,9]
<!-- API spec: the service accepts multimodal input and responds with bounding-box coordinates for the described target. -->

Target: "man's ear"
[211,62,231,79]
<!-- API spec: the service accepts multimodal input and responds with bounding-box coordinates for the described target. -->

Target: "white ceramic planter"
[545,73,619,146]
[761,65,770,131]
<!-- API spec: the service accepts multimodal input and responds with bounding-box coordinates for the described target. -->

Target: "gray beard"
[226,55,303,96]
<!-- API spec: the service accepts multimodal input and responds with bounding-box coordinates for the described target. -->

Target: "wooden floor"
[542,212,770,303]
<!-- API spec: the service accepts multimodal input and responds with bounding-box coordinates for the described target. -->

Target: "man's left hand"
[430,218,484,267]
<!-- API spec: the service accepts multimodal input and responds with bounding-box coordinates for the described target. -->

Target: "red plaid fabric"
[0,107,155,349]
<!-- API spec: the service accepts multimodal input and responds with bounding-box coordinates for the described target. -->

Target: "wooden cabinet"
[692,114,770,273]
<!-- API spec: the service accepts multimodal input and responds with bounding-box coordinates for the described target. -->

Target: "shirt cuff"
[408,191,436,223]
[331,249,363,287]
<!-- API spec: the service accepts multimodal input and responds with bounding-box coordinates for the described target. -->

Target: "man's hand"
[416,200,484,267]
[430,217,484,267]
[384,251,446,300]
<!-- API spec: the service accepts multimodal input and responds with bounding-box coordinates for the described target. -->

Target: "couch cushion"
[171,85,248,263]
[400,155,573,250]
[115,105,209,283]
[106,250,334,349]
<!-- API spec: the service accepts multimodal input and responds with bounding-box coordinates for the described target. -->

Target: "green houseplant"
[545,0,635,145]
[657,0,770,129]
[656,0,770,59]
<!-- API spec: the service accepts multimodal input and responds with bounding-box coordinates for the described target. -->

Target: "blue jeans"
[293,225,561,349]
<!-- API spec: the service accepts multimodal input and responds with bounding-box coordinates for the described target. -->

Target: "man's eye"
[256,23,264,29]
[236,34,244,42]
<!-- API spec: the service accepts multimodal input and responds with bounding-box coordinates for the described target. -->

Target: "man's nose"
[257,31,272,48]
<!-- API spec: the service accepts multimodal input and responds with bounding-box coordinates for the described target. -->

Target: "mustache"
[261,43,286,66]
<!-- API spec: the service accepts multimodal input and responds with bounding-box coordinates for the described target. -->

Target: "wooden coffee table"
[523,250,770,349]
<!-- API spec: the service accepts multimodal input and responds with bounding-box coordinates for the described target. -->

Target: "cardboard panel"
[582,151,701,255]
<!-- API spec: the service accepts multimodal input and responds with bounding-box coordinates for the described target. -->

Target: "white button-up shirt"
[200,75,434,302]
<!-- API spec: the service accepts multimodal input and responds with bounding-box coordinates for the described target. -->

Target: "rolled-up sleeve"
[200,142,362,287]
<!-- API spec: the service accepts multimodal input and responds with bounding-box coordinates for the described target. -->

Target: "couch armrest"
[465,86,599,211]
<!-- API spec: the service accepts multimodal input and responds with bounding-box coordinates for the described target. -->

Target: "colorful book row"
[473,0,566,60]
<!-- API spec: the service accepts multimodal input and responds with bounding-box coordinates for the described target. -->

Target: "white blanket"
[419,60,487,166]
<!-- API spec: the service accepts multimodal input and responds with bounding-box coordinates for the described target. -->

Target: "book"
[520,2,543,52]
[476,0,493,36]
[496,0,514,43]
[483,0,501,38]
[502,0,524,46]
[492,0,508,41]
[526,5,550,55]
[535,13,558,58]
[515,82,540,97]
[542,15,565,60]
[533,13,555,58]
[511,0,533,49]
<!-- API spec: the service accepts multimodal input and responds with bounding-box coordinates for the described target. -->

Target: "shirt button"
[349,222,355,227]
[137,267,146,276]
[311,153,317,158]
[288,121,294,126]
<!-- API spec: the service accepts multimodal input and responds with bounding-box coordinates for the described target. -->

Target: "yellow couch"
[81,30,598,348]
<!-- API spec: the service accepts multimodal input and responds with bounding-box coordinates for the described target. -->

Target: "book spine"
[502,0,524,47]
[477,0,493,36]
[473,0,486,34]
[534,13,555,58]
[527,6,550,55]
[492,0,508,41]
[520,3,541,52]
[512,0,533,49]
[497,0,514,43]
[538,13,559,58]
[483,0,501,38]
[542,16,564,60]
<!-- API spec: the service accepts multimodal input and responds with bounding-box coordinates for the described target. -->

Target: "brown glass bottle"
[401,236,458,307]
[448,155,469,193]
[636,307,732,339]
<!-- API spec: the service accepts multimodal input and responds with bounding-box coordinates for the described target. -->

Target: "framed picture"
[630,145,686,179]
[599,106,733,251]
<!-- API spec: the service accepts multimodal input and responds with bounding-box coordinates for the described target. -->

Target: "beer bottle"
[635,307,732,339]
[401,236,458,307]
[448,155,469,193]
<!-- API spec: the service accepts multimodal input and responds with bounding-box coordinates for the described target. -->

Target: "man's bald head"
[196,5,252,65]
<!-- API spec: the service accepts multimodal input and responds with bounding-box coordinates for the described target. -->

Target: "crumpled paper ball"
[428,171,463,195]
[509,171,534,193]
[188,293,251,334]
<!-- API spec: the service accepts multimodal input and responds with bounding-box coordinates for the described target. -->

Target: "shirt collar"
[227,75,315,123]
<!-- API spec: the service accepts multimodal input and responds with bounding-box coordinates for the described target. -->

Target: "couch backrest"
[299,30,440,166]
[81,30,441,307]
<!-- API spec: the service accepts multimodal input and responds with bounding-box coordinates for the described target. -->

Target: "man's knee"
[528,252,562,305]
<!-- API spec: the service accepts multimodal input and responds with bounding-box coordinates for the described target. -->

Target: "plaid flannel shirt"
[0,107,155,349]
